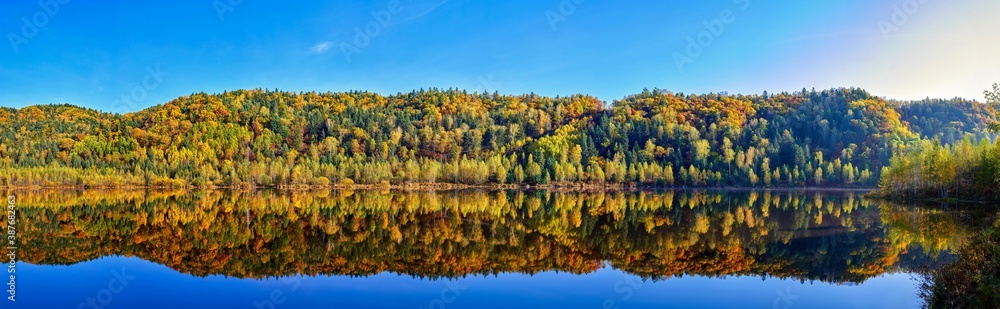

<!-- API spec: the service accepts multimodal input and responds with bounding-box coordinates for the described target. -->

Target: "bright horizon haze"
[1,0,998,113]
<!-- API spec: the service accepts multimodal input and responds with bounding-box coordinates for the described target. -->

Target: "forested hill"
[895,97,998,144]
[0,88,995,188]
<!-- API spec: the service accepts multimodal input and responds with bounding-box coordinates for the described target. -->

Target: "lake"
[7,190,988,308]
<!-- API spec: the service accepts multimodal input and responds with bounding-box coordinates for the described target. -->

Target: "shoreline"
[867,194,1000,204]
[0,183,877,193]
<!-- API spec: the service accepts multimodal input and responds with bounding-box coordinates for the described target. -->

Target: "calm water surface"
[8,190,979,308]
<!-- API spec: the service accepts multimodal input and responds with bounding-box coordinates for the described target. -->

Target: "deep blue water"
[15,257,921,309]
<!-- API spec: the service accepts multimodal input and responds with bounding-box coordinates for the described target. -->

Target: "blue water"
[14,257,921,309]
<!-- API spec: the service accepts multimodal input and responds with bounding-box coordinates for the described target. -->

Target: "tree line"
[0,87,995,188]
[879,84,1000,200]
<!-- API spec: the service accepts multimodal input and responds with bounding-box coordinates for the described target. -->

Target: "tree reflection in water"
[918,217,999,308]
[11,190,979,286]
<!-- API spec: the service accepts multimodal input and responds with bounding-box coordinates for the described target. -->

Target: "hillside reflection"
[14,190,972,283]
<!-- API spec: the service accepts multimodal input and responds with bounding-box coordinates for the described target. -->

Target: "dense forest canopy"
[878,84,1000,200]
[0,87,995,188]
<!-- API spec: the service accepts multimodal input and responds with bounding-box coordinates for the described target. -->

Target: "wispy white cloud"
[393,0,451,26]
[310,42,334,54]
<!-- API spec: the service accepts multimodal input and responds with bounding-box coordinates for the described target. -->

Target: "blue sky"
[1,0,998,113]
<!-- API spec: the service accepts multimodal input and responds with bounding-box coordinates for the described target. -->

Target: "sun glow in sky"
[1,0,997,113]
